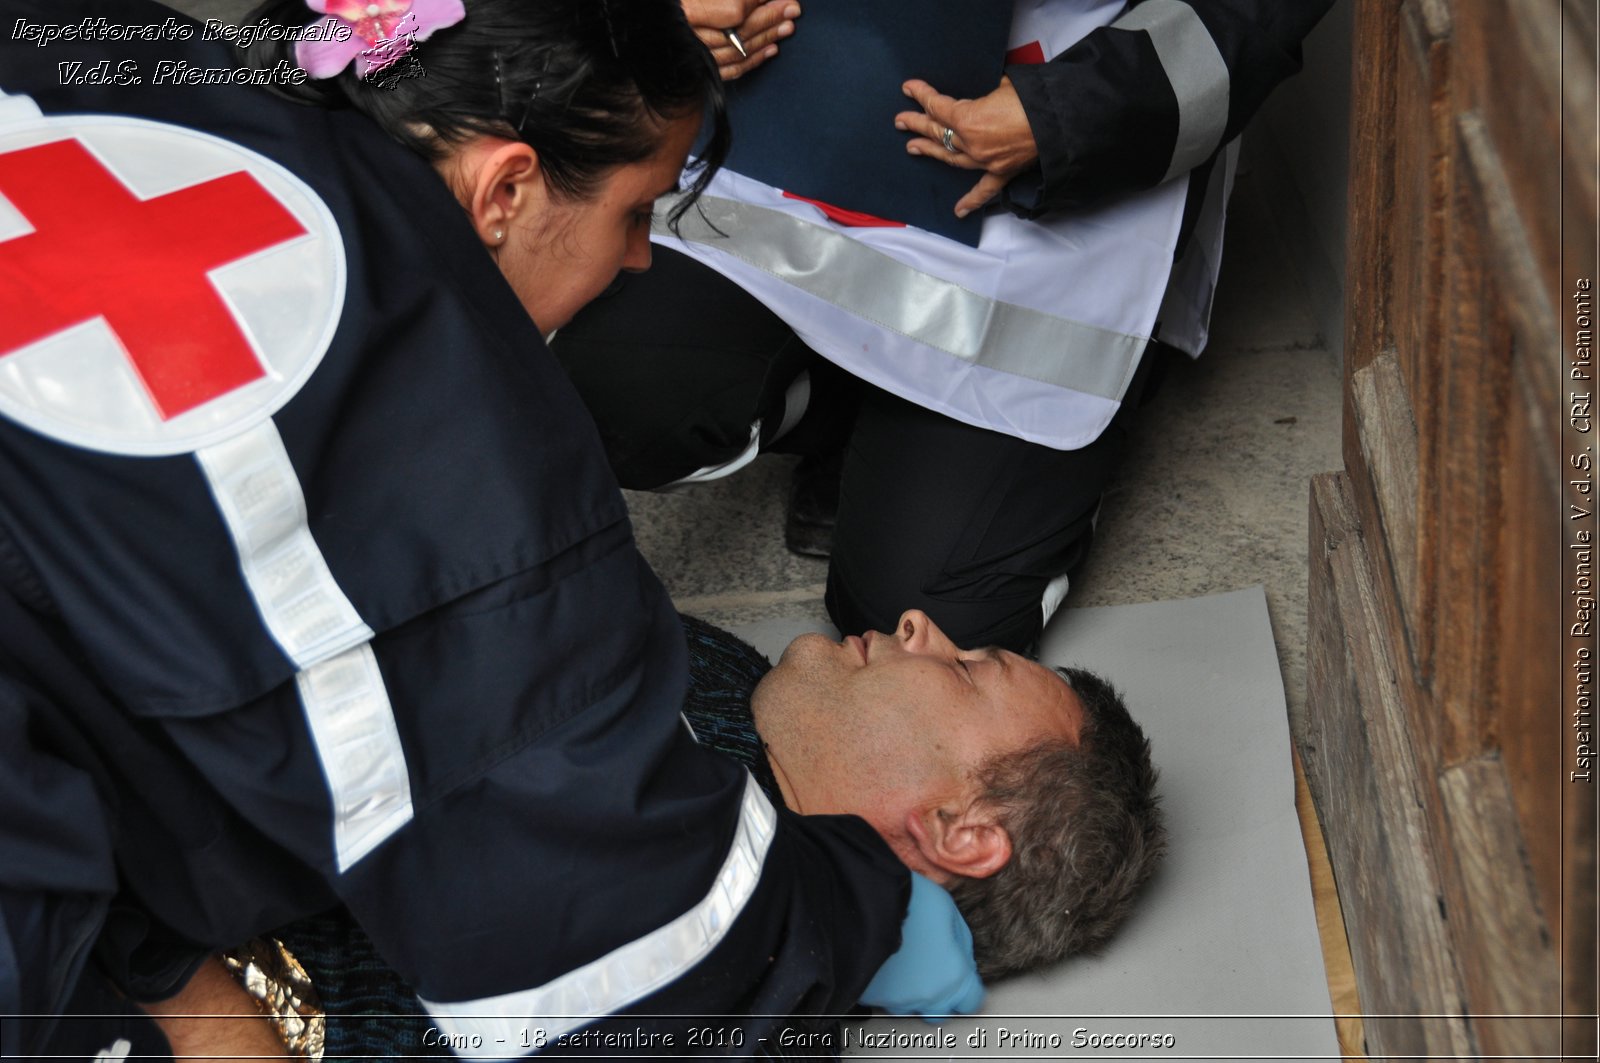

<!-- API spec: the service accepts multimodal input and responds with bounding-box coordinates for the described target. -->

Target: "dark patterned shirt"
[677,615,779,802]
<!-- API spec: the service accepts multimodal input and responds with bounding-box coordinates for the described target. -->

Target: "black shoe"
[785,452,842,558]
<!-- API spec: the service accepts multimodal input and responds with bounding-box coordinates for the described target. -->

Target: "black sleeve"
[1003,0,1336,214]
[0,590,118,1056]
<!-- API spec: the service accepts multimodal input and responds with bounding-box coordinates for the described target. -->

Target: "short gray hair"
[949,667,1164,980]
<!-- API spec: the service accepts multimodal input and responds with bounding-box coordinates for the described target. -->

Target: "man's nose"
[896,609,956,655]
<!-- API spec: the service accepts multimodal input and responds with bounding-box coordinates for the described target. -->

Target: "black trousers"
[552,247,1149,652]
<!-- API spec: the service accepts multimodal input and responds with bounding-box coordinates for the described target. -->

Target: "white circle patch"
[0,113,346,456]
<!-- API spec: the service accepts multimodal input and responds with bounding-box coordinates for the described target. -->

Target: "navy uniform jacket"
[0,1,905,1056]
[1005,0,1337,215]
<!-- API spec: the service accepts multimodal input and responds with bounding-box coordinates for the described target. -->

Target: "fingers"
[895,75,1039,216]
[902,133,984,170]
[708,38,778,78]
[693,24,733,49]
[893,107,954,153]
[701,1,799,80]
[681,0,765,31]
[740,0,800,38]
[955,172,1009,218]
[900,79,957,128]
[896,78,977,166]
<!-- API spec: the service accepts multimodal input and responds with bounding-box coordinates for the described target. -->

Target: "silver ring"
[941,126,957,152]
[725,29,748,59]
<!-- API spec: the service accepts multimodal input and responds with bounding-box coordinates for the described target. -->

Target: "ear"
[458,138,546,249]
[903,800,1012,882]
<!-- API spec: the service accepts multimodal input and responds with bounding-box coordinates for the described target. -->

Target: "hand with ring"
[681,0,800,81]
[895,76,1039,218]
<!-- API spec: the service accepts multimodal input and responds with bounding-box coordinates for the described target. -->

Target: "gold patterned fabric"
[221,938,325,1061]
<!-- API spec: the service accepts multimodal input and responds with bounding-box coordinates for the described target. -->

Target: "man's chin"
[755,633,839,718]
[774,631,837,667]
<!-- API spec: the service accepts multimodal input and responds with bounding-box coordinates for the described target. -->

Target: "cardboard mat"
[730,586,1341,1059]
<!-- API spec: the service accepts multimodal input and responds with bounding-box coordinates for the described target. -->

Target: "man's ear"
[903,801,1012,881]
[456,138,546,248]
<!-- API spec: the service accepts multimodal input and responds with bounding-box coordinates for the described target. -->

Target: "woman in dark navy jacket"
[0,0,978,1056]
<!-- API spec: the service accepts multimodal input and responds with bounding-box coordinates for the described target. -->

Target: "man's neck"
[762,743,801,811]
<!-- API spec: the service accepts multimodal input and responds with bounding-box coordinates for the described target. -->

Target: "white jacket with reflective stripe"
[659,0,1238,451]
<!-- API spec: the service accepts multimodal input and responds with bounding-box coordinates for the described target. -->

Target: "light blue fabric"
[861,872,985,1020]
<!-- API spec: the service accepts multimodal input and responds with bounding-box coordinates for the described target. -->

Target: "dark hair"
[950,667,1165,980]
[244,0,728,225]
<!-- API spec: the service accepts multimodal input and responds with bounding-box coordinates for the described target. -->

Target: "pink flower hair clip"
[296,0,466,81]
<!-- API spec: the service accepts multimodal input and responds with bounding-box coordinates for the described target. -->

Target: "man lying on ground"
[734,610,1165,978]
[244,612,1166,1054]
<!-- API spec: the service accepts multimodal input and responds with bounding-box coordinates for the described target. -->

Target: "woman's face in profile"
[498,113,700,335]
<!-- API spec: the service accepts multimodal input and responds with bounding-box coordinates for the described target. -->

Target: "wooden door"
[1304,0,1596,1057]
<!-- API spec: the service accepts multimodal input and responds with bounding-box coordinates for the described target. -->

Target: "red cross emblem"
[0,117,344,456]
[0,138,308,420]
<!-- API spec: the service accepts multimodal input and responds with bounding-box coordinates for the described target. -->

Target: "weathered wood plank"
[1351,353,1426,713]
[1432,124,1504,764]
[1395,0,1450,415]
[1389,0,1451,688]
[1564,772,1598,1050]
[1320,1,1589,1052]
[1562,1,1599,287]
[1492,355,1567,958]
[1293,749,1366,1060]
[1437,756,1561,1057]
[1304,472,1474,1059]
[1451,0,1562,304]
[1456,111,1562,492]
[1557,3,1600,1043]
[1340,0,1398,384]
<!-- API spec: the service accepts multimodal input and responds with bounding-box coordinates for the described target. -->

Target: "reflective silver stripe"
[420,775,778,1054]
[661,420,761,488]
[1154,137,1237,352]
[295,643,414,869]
[1040,572,1072,628]
[664,371,812,489]
[197,420,412,871]
[666,197,1146,401]
[196,421,374,666]
[770,369,811,444]
[1116,1,1230,182]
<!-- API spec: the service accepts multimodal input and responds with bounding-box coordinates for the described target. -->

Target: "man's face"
[751,610,1085,867]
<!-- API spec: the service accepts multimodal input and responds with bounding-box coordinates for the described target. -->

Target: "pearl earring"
[493,229,504,242]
